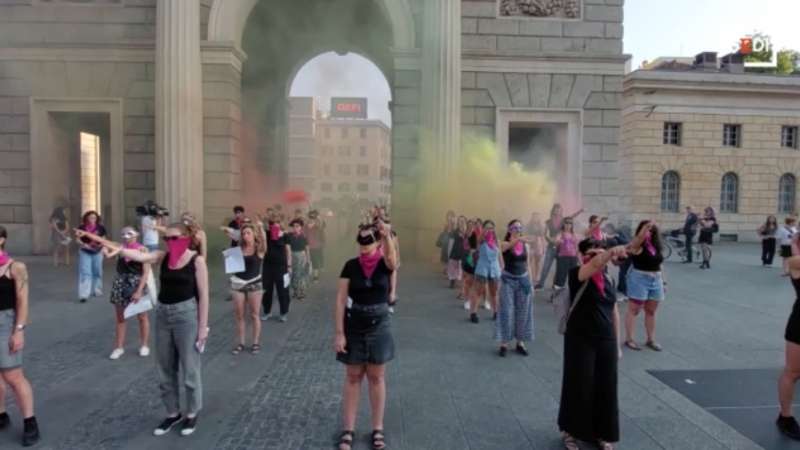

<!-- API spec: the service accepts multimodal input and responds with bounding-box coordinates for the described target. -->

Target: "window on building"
[779,173,797,214]
[356,164,369,176]
[660,171,680,212]
[324,127,330,139]
[360,128,367,139]
[338,164,351,175]
[720,172,739,213]
[663,122,682,146]
[341,127,348,139]
[320,182,332,192]
[338,146,352,157]
[338,182,350,192]
[782,126,799,149]
[723,124,741,147]
[360,146,367,157]
[357,183,368,192]
[323,164,330,176]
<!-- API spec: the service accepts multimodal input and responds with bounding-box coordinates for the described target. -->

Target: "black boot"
[0,412,9,430]
[22,416,40,447]
[777,415,800,440]
[449,280,455,289]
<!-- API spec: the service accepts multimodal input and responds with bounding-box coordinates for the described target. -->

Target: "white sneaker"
[260,313,271,321]
[483,301,491,310]
[109,348,125,360]
[463,301,470,310]
[279,315,288,323]
[388,306,395,314]
[139,346,150,357]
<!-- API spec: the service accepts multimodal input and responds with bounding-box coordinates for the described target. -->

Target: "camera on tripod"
[135,200,169,218]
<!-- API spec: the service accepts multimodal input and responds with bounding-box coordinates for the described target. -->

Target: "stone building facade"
[621,54,800,240]
[287,97,392,208]
[0,0,627,255]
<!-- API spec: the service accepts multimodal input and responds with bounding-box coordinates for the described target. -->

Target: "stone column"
[155,0,204,220]
[420,0,462,175]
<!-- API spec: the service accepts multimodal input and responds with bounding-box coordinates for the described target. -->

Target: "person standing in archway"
[334,221,398,450]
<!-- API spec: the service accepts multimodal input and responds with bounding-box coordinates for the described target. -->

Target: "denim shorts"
[0,310,22,370]
[626,269,664,301]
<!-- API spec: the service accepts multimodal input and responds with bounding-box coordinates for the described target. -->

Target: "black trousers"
[262,264,290,316]
[762,238,776,265]
[558,334,619,443]
[684,233,694,262]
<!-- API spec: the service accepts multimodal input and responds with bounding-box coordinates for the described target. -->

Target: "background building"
[287,97,392,208]
[622,52,800,240]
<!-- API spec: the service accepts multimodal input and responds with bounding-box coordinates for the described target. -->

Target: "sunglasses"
[121,234,137,240]
[163,236,183,242]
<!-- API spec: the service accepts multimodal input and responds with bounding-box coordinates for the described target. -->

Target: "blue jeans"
[78,250,103,299]
[537,245,557,286]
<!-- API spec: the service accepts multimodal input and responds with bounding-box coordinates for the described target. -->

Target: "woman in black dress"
[698,207,717,269]
[334,220,398,450]
[778,233,800,440]
[558,239,625,450]
[759,215,778,267]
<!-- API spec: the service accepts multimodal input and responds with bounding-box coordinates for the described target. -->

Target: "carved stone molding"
[499,0,581,19]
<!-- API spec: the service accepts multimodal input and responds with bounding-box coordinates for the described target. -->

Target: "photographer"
[138,201,168,253]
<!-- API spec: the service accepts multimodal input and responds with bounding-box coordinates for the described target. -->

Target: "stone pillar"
[420,0,462,174]
[155,0,204,220]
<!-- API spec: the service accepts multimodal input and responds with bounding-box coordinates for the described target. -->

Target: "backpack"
[554,279,590,335]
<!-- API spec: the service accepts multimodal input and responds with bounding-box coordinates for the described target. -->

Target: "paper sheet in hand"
[124,271,157,319]
[283,272,291,288]
[223,246,245,274]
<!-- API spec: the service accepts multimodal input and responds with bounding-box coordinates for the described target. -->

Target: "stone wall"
[460,0,626,216]
[622,110,800,240]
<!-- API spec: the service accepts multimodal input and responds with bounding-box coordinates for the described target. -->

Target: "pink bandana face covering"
[358,247,383,279]
[166,237,192,269]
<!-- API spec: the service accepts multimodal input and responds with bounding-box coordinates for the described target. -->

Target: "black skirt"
[782,245,793,258]
[558,333,619,443]
[786,299,800,345]
[337,306,395,365]
[698,231,713,245]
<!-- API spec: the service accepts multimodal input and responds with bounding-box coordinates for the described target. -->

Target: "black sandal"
[371,430,386,450]
[231,344,245,355]
[250,344,261,354]
[337,430,354,450]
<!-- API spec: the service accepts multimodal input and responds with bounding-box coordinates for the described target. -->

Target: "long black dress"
[558,267,619,443]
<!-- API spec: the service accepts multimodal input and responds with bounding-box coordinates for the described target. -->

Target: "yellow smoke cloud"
[417,133,556,225]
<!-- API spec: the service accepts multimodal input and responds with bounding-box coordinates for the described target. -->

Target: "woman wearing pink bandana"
[104,226,152,360]
[623,221,666,352]
[473,220,502,321]
[76,211,107,303]
[495,220,536,357]
[559,239,625,450]
[334,221,398,450]
[75,223,210,437]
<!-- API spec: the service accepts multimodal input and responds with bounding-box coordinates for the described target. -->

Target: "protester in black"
[261,214,291,322]
[682,206,698,263]
[334,221,398,450]
[760,215,779,267]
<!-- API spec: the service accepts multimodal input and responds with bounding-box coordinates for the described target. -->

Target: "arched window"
[779,173,797,214]
[720,172,739,213]
[660,171,680,212]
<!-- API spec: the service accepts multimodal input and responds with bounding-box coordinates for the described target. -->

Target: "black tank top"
[502,245,528,276]
[792,276,800,301]
[0,265,16,311]
[631,248,664,272]
[159,254,198,304]
[116,257,143,276]
[236,252,262,279]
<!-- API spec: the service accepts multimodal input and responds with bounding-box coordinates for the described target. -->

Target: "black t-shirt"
[287,234,308,252]
[78,224,107,254]
[264,235,289,268]
[340,257,393,306]
[566,267,617,340]
[449,231,466,260]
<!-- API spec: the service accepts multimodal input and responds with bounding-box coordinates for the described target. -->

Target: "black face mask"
[356,231,379,246]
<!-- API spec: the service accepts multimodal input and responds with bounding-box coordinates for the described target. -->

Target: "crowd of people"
[0,199,799,448]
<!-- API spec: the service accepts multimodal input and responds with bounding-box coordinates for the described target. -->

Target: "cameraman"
[139,201,165,252]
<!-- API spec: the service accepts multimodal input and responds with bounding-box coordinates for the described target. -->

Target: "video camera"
[136,200,169,218]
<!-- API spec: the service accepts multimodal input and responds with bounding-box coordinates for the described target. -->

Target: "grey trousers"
[155,300,202,415]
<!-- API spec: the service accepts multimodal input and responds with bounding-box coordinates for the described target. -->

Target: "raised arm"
[567,208,584,220]
[380,226,398,271]
[578,246,627,282]
[628,221,652,253]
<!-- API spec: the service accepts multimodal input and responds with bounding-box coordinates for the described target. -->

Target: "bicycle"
[662,229,702,262]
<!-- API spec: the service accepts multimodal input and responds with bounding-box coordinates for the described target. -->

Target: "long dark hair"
[82,210,100,225]
[0,225,6,250]
[504,219,521,241]
[635,220,662,255]
[50,207,66,222]
[764,215,778,232]
[550,203,562,218]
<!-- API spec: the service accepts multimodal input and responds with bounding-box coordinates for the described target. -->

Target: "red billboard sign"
[330,97,368,119]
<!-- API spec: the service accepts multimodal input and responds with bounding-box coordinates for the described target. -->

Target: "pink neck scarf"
[0,251,9,267]
[644,233,657,256]
[582,255,606,296]
[591,227,603,241]
[166,237,192,269]
[513,240,524,256]
[84,223,97,234]
[123,241,144,263]
[358,247,383,279]
[269,223,281,241]
[485,232,497,250]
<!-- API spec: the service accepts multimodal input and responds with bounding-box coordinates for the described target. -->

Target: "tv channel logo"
[737,35,777,68]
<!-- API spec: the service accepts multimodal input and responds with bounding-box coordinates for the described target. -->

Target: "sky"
[289,0,800,127]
